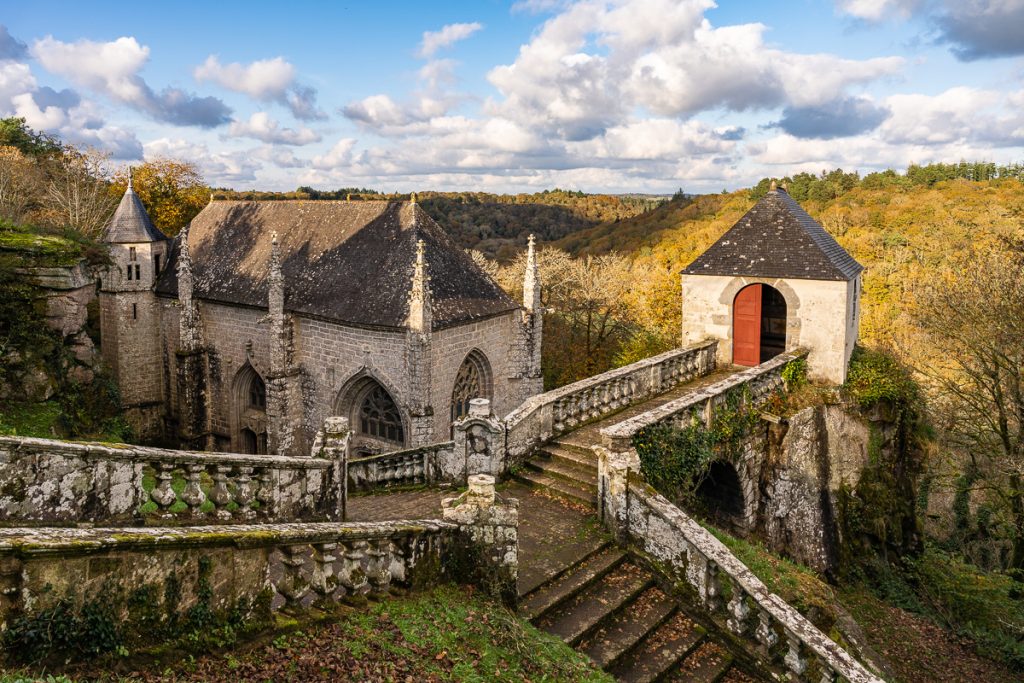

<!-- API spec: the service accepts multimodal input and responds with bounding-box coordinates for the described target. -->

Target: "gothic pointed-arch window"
[249,374,266,409]
[451,350,492,423]
[234,363,268,455]
[360,384,404,443]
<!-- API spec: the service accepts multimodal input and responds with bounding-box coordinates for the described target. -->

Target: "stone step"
[538,562,654,646]
[543,444,599,473]
[519,544,627,621]
[663,641,735,683]
[553,437,600,455]
[525,456,597,489]
[610,612,707,683]
[578,586,677,670]
[513,469,597,506]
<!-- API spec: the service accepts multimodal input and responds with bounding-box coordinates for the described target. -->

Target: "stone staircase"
[515,440,760,682]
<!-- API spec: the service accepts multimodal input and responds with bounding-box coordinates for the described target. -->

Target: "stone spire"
[523,234,541,314]
[407,239,432,333]
[177,226,202,351]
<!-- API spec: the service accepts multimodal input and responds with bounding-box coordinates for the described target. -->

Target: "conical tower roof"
[104,175,166,243]
[683,187,862,281]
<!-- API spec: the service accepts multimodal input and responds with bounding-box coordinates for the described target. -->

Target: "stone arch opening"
[732,283,787,366]
[335,374,407,457]
[695,460,745,529]
[450,349,493,425]
[233,363,268,454]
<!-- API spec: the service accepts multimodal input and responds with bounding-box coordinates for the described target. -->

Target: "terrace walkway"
[348,366,765,682]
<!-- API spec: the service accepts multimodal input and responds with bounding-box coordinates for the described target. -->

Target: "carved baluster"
[388,536,408,587]
[784,629,808,679]
[707,560,723,612]
[756,608,779,651]
[180,464,207,517]
[275,544,309,610]
[310,542,338,603]
[338,540,369,604]
[256,467,275,517]
[818,665,838,683]
[726,578,752,635]
[210,465,233,520]
[150,462,177,515]
[366,539,393,598]
[234,466,256,519]
[553,399,565,434]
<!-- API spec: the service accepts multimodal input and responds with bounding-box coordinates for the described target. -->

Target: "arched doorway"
[694,460,745,530]
[732,283,787,366]
[335,375,407,457]
[450,350,493,424]
[233,363,268,454]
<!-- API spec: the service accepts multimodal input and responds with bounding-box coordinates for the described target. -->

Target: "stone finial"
[127,166,133,190]
[523,234,541,314]
[467,474,496,506]
[410,192,417,204]
[770,179,777,192]
[407,238,432,333]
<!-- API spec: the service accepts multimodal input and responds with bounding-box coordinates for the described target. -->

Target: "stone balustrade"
[598,349,807,449]
[347,442,454,491]
[0,476,518,656]
[0,436,343,525]
[595,455,881,683]
[504,340,718,463]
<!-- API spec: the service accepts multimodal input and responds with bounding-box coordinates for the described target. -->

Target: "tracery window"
[360,385,404,443]
[451,359,483,422]
[249,374,266,409]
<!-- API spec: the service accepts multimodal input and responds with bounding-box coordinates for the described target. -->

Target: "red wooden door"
[733,284,762,366]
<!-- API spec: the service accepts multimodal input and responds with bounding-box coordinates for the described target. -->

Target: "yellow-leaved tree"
[111,159,209,236]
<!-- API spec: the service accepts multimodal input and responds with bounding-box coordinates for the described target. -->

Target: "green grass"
[0,222,83,267]
[7,585,612,682]
[0,401,63,438]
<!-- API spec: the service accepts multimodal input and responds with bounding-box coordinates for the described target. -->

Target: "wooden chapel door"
[733,284,762,366]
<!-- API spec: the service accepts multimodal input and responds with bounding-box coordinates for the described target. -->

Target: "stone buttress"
[264,232,307,456]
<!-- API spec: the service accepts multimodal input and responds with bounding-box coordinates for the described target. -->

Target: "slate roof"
[682,188,863,281]
[155,200,520,330]
[103,185,166,243]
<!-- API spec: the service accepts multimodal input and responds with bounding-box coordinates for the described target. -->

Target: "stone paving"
[346,481,608,597]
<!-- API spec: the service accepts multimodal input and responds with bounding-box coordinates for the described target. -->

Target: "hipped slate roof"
[155,200,519,330]
[682,188,863,281]
[103,186,166,243]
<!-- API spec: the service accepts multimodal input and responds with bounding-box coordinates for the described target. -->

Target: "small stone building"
[680,184,863,384]
[100,191,543,456]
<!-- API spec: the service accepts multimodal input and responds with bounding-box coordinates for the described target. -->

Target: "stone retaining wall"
[596,448,882,683]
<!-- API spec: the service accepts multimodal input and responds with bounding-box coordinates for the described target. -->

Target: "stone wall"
[595,448,882,683]
[0,436,342,525]
[156,297,531,457]
[0,520,453,656]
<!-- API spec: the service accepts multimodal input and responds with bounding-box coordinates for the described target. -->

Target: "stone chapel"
[99,182,543,457]
[680,182,863,384]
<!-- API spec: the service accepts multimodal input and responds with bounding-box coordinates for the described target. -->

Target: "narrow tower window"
[134,264,141,280]
[127,266,133,281]
[132,303,137,319]
[129,247,137,261]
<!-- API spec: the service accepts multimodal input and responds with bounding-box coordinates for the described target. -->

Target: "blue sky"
[2,0,1023,193]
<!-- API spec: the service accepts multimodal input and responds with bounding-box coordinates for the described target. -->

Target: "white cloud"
[227,112,321,145]
[194,56,294,100]
[312,138,358,169]
[417,22,483,58]
[144,137,260,183]
[194,55,325,121]
[835,0,920,21]
[31,35,231,127]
